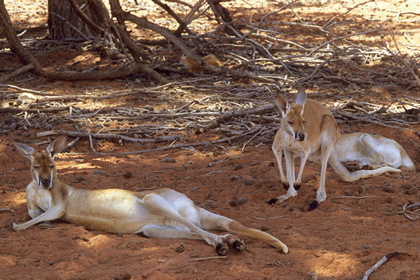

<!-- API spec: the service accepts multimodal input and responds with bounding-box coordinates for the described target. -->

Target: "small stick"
[241,127,264,152]
[189,256,228,262]
[85,125,97,154]
[0,83,49,95]
[334,110,409,130]
[332,196,374,199]
[402,202,420,221]
[185,186,200,194]
[36,130,180,143]
[0,208,15,213]
[253,216,285,220]
[93,128,260,156]
[49,12,90,40]
[0,63,34,82]
[362,251,400,280]
[46,227,69,230]
[323,0,374,29]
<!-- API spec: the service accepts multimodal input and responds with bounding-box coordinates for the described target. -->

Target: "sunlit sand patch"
[311,251,358,278]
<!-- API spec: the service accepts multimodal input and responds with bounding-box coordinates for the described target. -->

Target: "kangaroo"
[12,136,288,255]
[268,89,400,210]
[337,132,415,172]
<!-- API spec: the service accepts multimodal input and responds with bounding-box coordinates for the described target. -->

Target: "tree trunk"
[48,0,102,40]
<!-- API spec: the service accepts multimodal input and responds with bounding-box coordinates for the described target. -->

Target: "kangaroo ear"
[46,136,67,158]
[13,142,35,160]
[295,89,307,114]
[275,96,290,115]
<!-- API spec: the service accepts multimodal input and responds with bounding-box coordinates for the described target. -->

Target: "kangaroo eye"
[33,165,40,169]
[50,165,55,168]
[287,121,293,125]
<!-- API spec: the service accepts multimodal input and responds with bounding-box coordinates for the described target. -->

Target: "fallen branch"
[94,128,261,155]
[0,63,34,83]
[334,110,410,130]
[323,0,375,29]
[0,107,69,113]
[36,130,180,143]
[189,256,228,261]
[402,202,420,221]
[362,251,400,280]
[204,104,276,131]
[253,215,285,220]
[0,0,167,84]
[0,208,15,213]
[332,196,374,199]
[0,83,50,95]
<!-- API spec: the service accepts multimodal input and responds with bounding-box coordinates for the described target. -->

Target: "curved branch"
[0,0,167,84]
[124,13,203,63]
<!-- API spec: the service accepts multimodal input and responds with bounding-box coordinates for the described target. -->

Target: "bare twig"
[94,128,260,155]
[0,208,15,213]
[334,110,410,130]
[0,63,34,82]
[253,216,285,220]
[299,49,348,83]
[189,256,228,261]
[332,196,374,199]
[402,202,420,221]
[0,84,49,95]
[242,127,264,152]
[36,130,181,143]
[323,0,375,29]
[362,252,401,280]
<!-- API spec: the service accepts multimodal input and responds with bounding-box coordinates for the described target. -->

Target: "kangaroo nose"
[40,178,51,188]
[295,132,305,141]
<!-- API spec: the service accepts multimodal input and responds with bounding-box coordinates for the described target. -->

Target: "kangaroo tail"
[329,149,400,182]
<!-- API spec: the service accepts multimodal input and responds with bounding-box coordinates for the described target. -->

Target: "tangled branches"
[1,82,419,154]
[0,0,419,88]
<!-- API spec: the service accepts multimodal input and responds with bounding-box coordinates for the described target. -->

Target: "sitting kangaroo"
[268,89,401,210]
[12,136,288,255]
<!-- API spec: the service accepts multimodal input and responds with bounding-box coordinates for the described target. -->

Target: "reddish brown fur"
[270,90,400,210]
[12,137,288,254]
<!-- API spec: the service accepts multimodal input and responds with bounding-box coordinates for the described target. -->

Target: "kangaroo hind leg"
[356,133,386,169]
[310,114,339,211]
[140,193,232,255]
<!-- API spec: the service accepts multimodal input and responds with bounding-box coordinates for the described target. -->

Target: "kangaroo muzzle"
[294,132,305,141]
[39,177,52,189]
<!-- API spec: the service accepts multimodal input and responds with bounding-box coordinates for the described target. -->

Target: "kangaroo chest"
[27,181,52,212]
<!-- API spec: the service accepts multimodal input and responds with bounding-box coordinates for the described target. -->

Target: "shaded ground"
[1,1,420,279]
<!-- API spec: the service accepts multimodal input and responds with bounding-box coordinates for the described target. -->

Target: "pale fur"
[12,137,288,255]
[270,90,401,210]
[336,132,415,172]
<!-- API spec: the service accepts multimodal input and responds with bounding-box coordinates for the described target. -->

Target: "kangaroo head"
[13,136,67,189]
[275,89,307,142]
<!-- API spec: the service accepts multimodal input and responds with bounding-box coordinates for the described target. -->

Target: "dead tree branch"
[362,252,402,280]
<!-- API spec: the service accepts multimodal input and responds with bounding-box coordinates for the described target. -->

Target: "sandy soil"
[1,1,420,279]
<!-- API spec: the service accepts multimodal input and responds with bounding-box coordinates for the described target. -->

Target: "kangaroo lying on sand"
[12,136,288,255]
[268,89,401,210]
[336,132,415,172]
